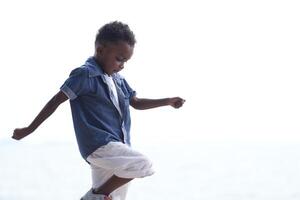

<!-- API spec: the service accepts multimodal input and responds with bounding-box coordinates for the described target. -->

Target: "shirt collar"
[85,57,122,83]
[85,57,105,77]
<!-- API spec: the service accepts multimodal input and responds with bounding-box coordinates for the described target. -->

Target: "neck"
[93,55,102,66]
[93,55,111,75]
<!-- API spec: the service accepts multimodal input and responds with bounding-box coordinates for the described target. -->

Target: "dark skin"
[12,41,185,197]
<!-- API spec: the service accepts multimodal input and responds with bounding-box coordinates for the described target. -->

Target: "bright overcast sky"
[0,0,299,144]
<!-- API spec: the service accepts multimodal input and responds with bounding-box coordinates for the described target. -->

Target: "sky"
[0,0,299,145]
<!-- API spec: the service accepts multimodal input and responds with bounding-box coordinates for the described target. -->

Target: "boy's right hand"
[12,127,33,140]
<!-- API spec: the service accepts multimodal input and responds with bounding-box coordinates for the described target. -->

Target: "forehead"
[106,41,134,57]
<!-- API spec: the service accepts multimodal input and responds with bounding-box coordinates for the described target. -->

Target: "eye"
[116,57,124,62]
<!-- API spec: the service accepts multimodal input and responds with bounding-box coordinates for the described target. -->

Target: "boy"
[12,21,185,200]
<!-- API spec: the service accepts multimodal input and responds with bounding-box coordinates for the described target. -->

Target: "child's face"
[96,41,134,75]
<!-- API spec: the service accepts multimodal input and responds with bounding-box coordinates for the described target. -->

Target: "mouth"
[113,68,122,73]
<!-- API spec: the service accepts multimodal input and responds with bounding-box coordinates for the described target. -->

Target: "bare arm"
[130,96,185,110]
[12,90,69,140]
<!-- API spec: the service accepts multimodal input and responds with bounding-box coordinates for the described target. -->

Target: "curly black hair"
[95,21,136,46]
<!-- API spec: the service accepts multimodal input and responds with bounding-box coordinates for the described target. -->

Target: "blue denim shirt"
[60,57,136,160]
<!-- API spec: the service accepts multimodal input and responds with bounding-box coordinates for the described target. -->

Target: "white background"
[0,0,299,145]
[1,1,300,200]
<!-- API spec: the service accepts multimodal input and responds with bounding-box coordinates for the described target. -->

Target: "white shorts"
[87,142,154,200]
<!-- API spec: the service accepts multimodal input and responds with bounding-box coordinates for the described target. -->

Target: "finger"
[176,104,183,108]
[174,103,182,108]
[12,135,19,140]
[12,131,22,140]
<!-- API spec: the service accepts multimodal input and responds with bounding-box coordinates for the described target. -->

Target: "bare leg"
[93,175,133,196]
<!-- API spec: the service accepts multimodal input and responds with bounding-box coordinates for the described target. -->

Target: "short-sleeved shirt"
[60,57,136,160]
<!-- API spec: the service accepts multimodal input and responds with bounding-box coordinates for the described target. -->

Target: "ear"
[95,43,105,55]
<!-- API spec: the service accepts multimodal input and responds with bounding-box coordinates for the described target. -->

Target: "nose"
[119,63,124,69]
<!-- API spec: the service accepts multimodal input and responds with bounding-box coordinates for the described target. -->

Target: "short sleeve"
[60,67,90,100]
[122,78,137,100]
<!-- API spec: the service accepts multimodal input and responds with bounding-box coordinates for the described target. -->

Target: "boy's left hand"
[168,97,185,108]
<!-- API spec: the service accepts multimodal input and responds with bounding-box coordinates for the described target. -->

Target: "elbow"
[130,102,139,110]
[47,99,60,112]
[130,97,142,110]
